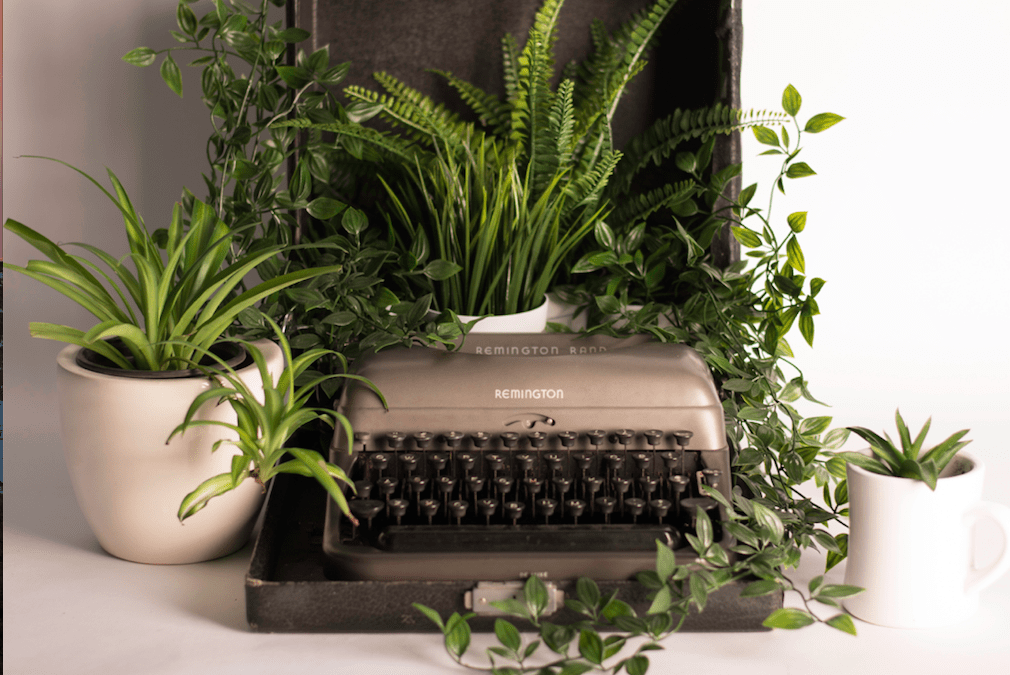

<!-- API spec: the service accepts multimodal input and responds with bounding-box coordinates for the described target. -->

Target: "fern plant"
[275,0,683,316]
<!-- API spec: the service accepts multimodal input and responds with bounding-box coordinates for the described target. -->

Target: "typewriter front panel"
[323,339,733,582]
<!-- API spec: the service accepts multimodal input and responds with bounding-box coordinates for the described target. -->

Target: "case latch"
[464,581,564,616]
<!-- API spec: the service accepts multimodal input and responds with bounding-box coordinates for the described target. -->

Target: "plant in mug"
[168,317,386,522]
[839,410,971,490]
[2,157,340,370]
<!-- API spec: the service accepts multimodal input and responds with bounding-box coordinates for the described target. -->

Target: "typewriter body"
[323,333,732,583]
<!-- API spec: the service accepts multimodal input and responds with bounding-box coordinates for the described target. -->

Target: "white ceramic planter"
[437,295,551,333]
[843,451,1010,627]
[56,339,283,564]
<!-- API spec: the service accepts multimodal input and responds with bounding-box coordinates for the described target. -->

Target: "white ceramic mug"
[843,451,1010,628]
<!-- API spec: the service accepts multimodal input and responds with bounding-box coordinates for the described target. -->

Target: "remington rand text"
[472,345,608,355]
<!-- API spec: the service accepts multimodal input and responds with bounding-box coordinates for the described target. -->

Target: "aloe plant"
[839,410,971,490]
[3,156,340,370]
[167,317,385,522]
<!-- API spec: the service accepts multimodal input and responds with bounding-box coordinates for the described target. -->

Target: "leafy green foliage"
[839,410,971,490]
[273,0,681,316]
[3,157,338,370]
[167,316,385,521]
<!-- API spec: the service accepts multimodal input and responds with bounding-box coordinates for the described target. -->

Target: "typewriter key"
[486,453,505,474]
[385,432,406,450]
[537,498,559,523]
[354,480,374,499]
[587,430,606,447]
[370,453,390,474]
[388,498,409,525]
[428,453,448,473]
[449,500,469,525]
[504,501,525,526]
[672,430,694,447]
[545,453,564,474]
[611,477,631,509]
[614,429,635,447]
[500,432,520,449]
[437,475,456,500]
[566,499,586,525]
[528,431,547,449]
[471,431,491,449]
[524,477,544,503]
[625,497,646,524]
[638,476,659,500]
[495,475,515,500]
[515,453,535,474]
[558,430,578,448]
[644,429,663,447]
[552,477,573,508]
[477,498,499,526]
[420,499,440,525]
[412,431,434,450]
[349,499,384,530]
[457,452,476,474]
[702,468,722,490]
[443,431,464,449]
[584,477,604,511]
[596,496,617,523]
[650,498,673,524]
[399,453,418,473]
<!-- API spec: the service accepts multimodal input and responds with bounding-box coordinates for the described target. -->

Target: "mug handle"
[965,501,1010,594]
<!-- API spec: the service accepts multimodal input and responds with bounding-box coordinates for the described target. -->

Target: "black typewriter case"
[245,472,782,633]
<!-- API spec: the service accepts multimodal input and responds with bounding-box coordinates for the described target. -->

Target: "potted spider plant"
[3,157,341,564]
[837,411,1010,627]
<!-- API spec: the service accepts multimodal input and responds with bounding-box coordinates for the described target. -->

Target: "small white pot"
[843,451,1010,627]
[56,339,283,564]
[442,295,551,333]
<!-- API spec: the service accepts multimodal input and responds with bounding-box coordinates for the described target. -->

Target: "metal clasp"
[464,581,564,616]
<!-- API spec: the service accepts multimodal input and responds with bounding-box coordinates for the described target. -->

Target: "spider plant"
[167,316,386,522]
[3,156,341,370]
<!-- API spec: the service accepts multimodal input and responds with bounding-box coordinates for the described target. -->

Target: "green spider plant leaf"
[178,470,247,521]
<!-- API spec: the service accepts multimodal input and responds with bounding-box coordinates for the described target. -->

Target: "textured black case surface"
[246,473,782,633]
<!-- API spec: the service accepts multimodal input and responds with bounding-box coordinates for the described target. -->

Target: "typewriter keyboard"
[339,428,725,553]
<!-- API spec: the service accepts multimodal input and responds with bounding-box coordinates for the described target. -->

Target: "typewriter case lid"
[335,335,728,451]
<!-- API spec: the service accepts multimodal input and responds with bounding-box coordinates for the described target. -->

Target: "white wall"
[4,1,1009,505]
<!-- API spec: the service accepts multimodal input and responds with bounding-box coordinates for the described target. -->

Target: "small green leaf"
[594,221,616,249]
[805,113,845,133]
[647,585,672,615]
[412,603,445,631]
[722,378,754,393]
[738,183,758,208]
[495,619,521,653]
[578,630,604,665]
[306,197,346,221]
[753,126,781,147]
[275,27,311,43]
[444,614,472,658]
[762,608,816,630]
[624,654,650,675]
[817,584,864,599]
[576,577,600,608]
[786,162,817,179]
[825,613,858,635]
[731,226,762,248]
[423,259,462,281]
[275,65,312,88]
[160,54,183,97]
[595,294,621,315]
[525,575,549,618]
[782,84,802,117]
[786,237,805,274]
[122,47,157,67]
[825,533,848,572]
[740,579,781,597]
[787,211,807,233]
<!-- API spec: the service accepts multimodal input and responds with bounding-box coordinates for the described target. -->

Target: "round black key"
[659,452,678,470]
[672,430,694,447]
[354,480,374,499]
[528,431,547,449]
[495,475,515,496]
[500,432,520,449]
[399,453,418,472]
[379,476,397,496]
[515,453,535,472]
[565,499,586,521]
[650,498,673,520]
[614,429,635,446]
[443,431,464,449]
[349,498,384,528]
[477,498,499,525]
[388,498,409,524]
[438,475,456,495]
[558,431,578,448]
[545,453,564,473]
[409,475,429,495]
[524,476,544,496]
[386,432,406,450]
[587,430,606,446]
[596,496,617,522]
[626,497,646,521]
[428,453,448,472]
[702,468,722,489]
[370,453,389,472]
[638,476,659,497]
[471,431,491,449]
[670,475,690,493]
[486,453,505,472]
[420,498,440,522]
[457,452,476,472]
[574,453,593,471]
[466,475,485,495]
[537,498,558,521]
[584,476,603,497]
[606,453,625,472]
[413,431,434,449]
[553,476,573,497]
[449,500,469,523]
[644,430,663,447]
[505,501,525,525]
[632,452,652,472]
[612,477,631,495]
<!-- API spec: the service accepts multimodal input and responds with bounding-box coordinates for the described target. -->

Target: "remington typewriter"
[322,333,732,583]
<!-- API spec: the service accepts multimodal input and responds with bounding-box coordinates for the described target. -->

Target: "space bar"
[378,524,679,553]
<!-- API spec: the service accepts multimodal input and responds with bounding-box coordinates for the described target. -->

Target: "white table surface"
[6,427,1010,675]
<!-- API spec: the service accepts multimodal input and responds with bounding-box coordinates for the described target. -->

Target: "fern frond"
[565,149,622,208]
[429,69,509,134]
[613,105,788,193]
[272,118,420,165]
[501,33,522,109]
[610,179,698,227]
[550,78,576,170]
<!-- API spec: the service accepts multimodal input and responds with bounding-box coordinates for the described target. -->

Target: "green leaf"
[594,221,616,249]
[341,207,368,235]
[122,47,157,67]
[576,577,600,608]
[525,575,549,618]
[444,613,472,659]
[738,183,758,208]
[731,226,762,248]
[275,27,311,43]
[413,603,446,631]
[595,294,621,315]
[799,416,832,436]
[786,237,805,273]
[275,65,312,88]
[177,471,241,521]
[495,619,521,653]
[624,654,650,675]
[782,84,802,117]
[578,630,604,665]
[306,197,346,221]
[836,451,891,476]
[822,428,850,449]
[762,608,816,630]
[817,584,864,599]
[825,533,848,572]
[786,162,816,179]
[423,259,463,281]
[722,378,754,393]
[805,113,845,133]
[825,613,857,635]
[647,585,672,615]
[799,311,815,346]
[753,126,781,147]
[655,540,676,581]
[160,53,183,97]
[786,211,807,233]
[558,663,594,675]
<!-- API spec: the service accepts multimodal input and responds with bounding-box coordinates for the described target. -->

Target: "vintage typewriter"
[322,333,732,584]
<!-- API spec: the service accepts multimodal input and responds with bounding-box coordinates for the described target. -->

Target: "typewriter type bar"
[323,335,733,582]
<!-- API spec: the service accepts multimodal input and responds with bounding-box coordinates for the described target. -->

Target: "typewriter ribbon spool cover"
[323,334,733,583]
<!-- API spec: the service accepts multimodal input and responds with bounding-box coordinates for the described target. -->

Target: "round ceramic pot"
[56,339,283,564]
[843,451,1010,627]
[434,295,551,333]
